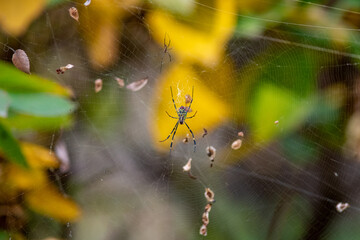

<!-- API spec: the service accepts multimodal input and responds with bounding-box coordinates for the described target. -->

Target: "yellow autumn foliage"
[2,142,80,222]
[0,0,46,36]
[147,0,236,67]
[80,0,139,69]
[25,184,81,223]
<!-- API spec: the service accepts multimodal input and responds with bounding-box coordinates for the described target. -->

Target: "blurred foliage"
[0,53,79,238]
[0,0,360,239]
[0,0,46,36]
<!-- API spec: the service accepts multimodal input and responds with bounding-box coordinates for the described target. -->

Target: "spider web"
[2,0,360,239]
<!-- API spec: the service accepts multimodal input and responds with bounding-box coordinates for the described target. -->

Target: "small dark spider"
[160,86,197,153]
[160,33,172,72]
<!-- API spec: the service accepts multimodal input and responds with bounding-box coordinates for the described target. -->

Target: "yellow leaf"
[20,142,59,169]
[4,142,59,190]
[25,184,81,222]
[0,0,46,36]
[147,0,236,67]
[152,63,230,151]
[5,164,46,190]
[80,0,139,69]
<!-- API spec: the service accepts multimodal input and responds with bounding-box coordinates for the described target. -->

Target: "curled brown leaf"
[12,49,30,74]
[69,7,79,21]
[94,79,103,93]
[126,77,148,92]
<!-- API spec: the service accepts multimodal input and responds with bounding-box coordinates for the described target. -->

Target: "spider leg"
[167,52,172,62]
[160,121,179,142]
[187,111,197,119]
[184,122,196,152]
[166,111,178,119]
[169,122,179,153]
[170,86,177,111]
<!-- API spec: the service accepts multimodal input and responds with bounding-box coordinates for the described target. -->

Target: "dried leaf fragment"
[84,0,91,6]
[12,49,30,74]
[188,172,197,179]
[55,141,70,173]
[206,146,216,161]
[182,158,192,172]
[336,202,349,213]
[56,64,74,74]
[199,224,207,236]
[204,188,215,203]
[202,128,208,138]
[69,7,79,21]
[206,146,216,167]
[182,133,190,143]
[115,77,125,88]
[94,79,103,93]
[231,139,242,150]
[204,203,212,212]
[202,211,209,225]
[185,94,192,104]
[199,195,214,236]
[126,77,148,92]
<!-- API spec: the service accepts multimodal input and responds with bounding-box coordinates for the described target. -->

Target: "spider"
[160,86,197,153]
[160,33,172,72]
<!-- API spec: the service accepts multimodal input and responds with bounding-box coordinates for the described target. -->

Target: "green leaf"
[249,84,315,142]
[0,231,10,240]
[1,113,72,130]
[47,0,67,7]
[9,93,76,117]
[0,61,71,96]
[0,89,10,118]
[0,122,28,168]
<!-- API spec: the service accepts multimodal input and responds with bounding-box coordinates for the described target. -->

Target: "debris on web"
[56,64,74,74]
[206,146,216,167]
[202,128,208,138]
[126,77,148,92]
[12,49,30,74]
[200,188,215,236]
[84,0,91,6]
[69,7,79,22]
[94,79,103,93]
[182,133,190,143]
[115,77,125,88]
[336,202,349,213]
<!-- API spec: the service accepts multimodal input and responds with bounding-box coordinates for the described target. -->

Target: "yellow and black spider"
[160,86,197,152]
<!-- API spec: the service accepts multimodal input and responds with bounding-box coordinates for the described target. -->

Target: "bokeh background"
[1,0,360,239]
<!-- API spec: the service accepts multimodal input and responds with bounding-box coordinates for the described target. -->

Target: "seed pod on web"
[336,202,349,213]
[94,79,103,93]
[206,146,216,161]
[115,77,125,88]
[12,49,30,74]
[69,7,79,21]
[182,158,192,172]
[231,139,242,150]
[204,188,215,203]
[182,133,190,143]
[185,94,192,104]
[56,64,74,74]
[126,77,148,92]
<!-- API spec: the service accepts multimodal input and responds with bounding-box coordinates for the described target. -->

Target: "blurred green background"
[1,0,360,239]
